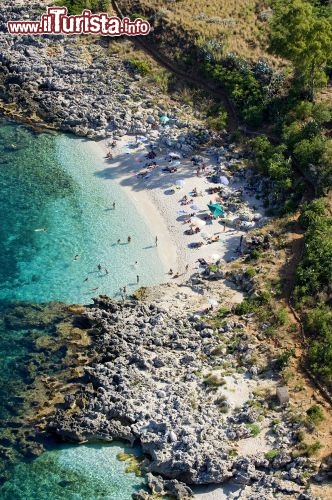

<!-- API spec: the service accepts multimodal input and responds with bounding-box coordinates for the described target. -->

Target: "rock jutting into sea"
[48,289,320,499]
[0,300,90,485]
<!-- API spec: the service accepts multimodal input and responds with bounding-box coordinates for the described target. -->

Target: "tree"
[269,0,332,100]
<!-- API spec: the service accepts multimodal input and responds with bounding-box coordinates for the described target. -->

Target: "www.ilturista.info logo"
[7,7,151,36]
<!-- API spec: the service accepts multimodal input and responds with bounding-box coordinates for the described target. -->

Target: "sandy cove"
[90,133,264,292]
[49,136,323,500]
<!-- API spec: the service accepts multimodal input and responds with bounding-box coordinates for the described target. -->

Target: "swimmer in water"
[74,254,80,260]
[34,228,47,232]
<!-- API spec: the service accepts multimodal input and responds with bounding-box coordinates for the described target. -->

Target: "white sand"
[90,134,253,289]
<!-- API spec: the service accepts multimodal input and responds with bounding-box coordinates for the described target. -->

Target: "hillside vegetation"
[115,0,332,390]
[120,0,277,61]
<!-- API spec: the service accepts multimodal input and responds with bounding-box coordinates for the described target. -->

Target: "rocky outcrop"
[0,1,205,141]
[48,294,318,496]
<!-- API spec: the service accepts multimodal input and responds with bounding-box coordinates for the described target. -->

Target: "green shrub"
[275,307,288,326]
[250,249,262,260]
[56,0,109,15]
[295,206,332,297]
[265,449,279,461]
[131,12,149,21]
[275,348,295,370]
[294,441,322,458]
[264,326,277,338]
[235,299,256,315]
[216,307,231,319]
[204,374,226,387]
[306,405,325,426]
[206,108,228,131]
[257,290,272,304]
[127,58,152,76]
[246,267,257,278]
[246,423,261,437]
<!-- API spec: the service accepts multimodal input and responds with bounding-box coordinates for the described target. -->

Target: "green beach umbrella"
[208,203,224,218]
[160,115,169,125]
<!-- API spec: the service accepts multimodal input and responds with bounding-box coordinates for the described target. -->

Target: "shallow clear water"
[0,443,145,500]
[0,120,163,498]
[0,120,165,304]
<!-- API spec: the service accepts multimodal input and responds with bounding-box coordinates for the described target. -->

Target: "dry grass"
[122,0,279,62]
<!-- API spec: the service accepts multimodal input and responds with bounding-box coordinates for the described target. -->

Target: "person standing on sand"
[128,236,131,243]
[136,275,140,284]
[97,264,102,271]
[117,239,121,244]
[185,264,189,272]
[155,236,158,247]
[113,202,115,209]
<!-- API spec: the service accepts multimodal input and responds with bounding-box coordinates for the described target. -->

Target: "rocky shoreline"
[48,288,322,499]
[0,1,205,143]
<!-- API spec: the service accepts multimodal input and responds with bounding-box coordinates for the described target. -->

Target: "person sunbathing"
[190,241,204,249]
[207,235,220,244]
[197,258,208,266]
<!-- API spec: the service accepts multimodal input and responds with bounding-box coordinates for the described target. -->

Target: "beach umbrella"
[210,253,221,262]
[175,179,185,187]
[208,203,224,218]
[160,115,169,125]
[190,204,201,211]
[208,298,218,306]
[191,217,205,228]
[218,176,229,186]
[169,152,181,159]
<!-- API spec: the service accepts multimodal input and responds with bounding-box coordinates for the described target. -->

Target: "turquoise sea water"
[0,443,144,500]
[0,120,165,304]
[0,119,165,497]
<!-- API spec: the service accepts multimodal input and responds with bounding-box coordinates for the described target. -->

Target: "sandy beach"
[91,132,264,289]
